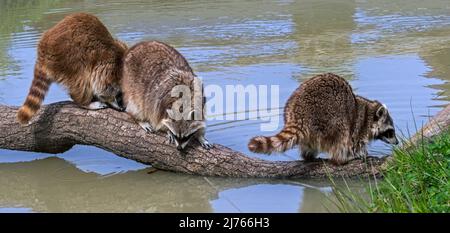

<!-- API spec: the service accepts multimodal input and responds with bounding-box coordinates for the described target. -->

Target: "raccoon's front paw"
[138,122,154,133]
[167,131,176,144]
[199,138,213,149]
[356,149,368,159]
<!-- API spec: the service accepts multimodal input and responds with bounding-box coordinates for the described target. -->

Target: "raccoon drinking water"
[248,73,398,165]
[17,13,127,125]
[121,41,212,150]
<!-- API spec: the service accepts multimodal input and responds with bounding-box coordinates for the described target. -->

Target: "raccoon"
[17,12,127,125]
[121,41,212,150]
[248,73,398,165]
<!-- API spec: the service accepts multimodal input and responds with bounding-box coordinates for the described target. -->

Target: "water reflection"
[290,0,357,76]
[0,145,147,175]
[0,157,334,212]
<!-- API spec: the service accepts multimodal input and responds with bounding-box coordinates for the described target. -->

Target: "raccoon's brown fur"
[248,73,398,165]
[17,12,127,125]
[122,41,211,150]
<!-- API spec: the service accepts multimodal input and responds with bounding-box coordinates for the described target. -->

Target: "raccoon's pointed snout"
[391,136,399,145]
[173,138,184,151]
[376,127,398,145]
[174,136,193,151]
[382,136,398,145]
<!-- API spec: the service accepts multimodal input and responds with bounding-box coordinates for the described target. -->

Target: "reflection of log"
[0,157,334,212]
[1,101,436,179]
[0,157,215,212]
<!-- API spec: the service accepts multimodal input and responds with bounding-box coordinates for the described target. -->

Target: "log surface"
[410,104,450,143]
[2,101,433,179]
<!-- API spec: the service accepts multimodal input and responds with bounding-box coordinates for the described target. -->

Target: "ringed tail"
[248,126,299,154]
[17,64,51,125]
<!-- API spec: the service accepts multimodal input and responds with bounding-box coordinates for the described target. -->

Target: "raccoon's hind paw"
[138,122,154,133]
[84,101,108,110]
[109,101,125,112]
[330,156,355,166]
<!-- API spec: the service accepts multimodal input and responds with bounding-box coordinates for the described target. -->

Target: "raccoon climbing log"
[1,101,446,178]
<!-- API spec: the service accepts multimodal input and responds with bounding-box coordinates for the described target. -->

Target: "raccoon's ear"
[375,105,386,120]
[161,118,176,134]
[188,110,195,120]
[166,109,175,119]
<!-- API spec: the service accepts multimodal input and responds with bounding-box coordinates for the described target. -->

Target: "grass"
[330,129,450,213]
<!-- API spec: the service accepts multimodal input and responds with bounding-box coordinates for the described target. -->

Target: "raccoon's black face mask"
[163,110,205,151]
[376,128,398,145]
[373,104,399,145]
[168,130,196,150]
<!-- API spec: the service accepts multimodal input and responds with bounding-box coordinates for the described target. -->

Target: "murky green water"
[0,0,449,212]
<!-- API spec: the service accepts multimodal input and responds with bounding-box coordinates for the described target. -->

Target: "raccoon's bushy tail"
[17,64,51,125]
[248,126,299,154]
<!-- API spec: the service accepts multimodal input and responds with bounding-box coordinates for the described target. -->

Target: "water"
[0,0,449,212]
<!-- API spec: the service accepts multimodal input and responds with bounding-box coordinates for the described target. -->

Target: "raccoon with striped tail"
[121,41,212,151]
[248,73,398,165]
[17,13,127,125]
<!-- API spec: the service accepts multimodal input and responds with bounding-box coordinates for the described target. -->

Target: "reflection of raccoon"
[17,13,127,125]
[248,73,398,165]
[122,41,212,150]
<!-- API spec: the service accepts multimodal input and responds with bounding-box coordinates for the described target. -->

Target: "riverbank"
[333,105,450,213]
[370,130,449,212]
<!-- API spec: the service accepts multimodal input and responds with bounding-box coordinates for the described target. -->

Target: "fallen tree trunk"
[410,104,450,144]
[4,101,444,179]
